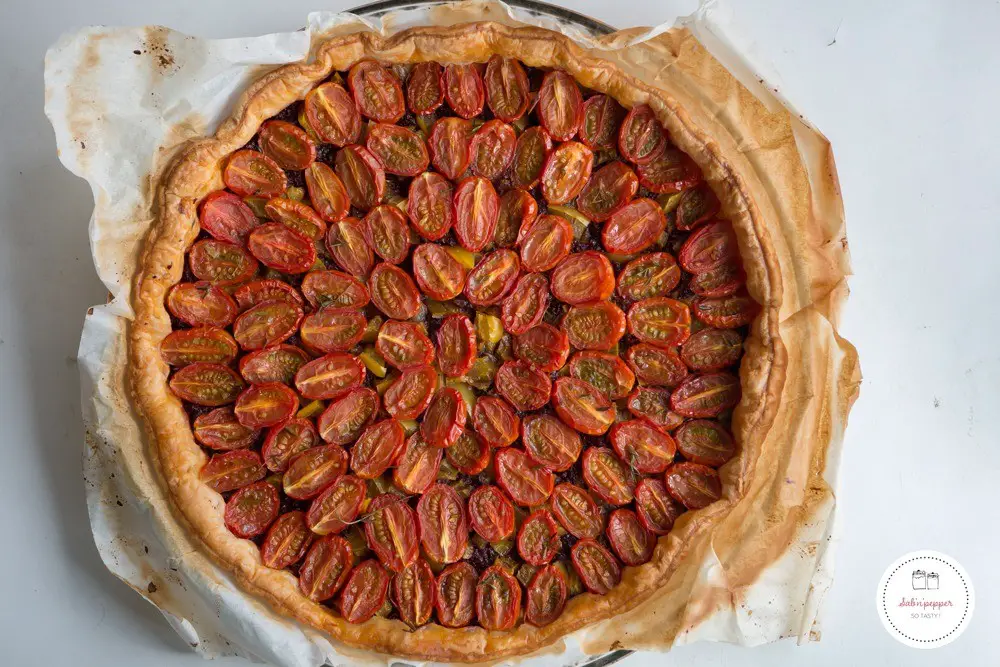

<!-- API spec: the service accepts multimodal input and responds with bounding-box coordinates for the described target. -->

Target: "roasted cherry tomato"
[511,126,553,189]
[681,328,744,371]
[335,145,386,211]
[299,535,354,601]
[348,60,405,123]
[627,297,692,348]
[465,249,521,306]
[326,217,374,277]
[306,474,366,535]
[617,252,681,301]
[435,562,477,628]
[495,447,555,507]
[223,150,287,198]
[188,240,258,285]
[618,104,666,165]
[301,270,368,310]
[233,279,303,312]
[495,360,552,411]
[560,301,626,351]
[264,197,326,241]
[626,343,689,388]
[443,63,485,119]
[305,162,351,224]
[262,418,318,472]
[198,191,259,244]
[247,223,316,274]
[518,509,560,566]
[577,161,639,224]
[675,182,721,231]
[552,377,616,436]
[569,351,635,401]
[582,447,635,506]
[436,314,476,377]
[365,493,419,572]
[607,508,655,566]
[476,565,521,631]
[162,326,238,366]
[538,70,583,141]
[453,176,499,252]
[692,292,758,329]
[551,483,602,539]
[540,141,593,205]
[472,396,519,449]
[366,123,429,176]
[407,172,454,240]
[521,413,581,473]
[689,261,746,298]
[602,197,666,255]
[525,565,567,628]
[670,372,741,418]
[282,443,348,500]
[468,484,515,543]
[232,299,303,350]
[363,204,410,264]
[514,323,570,372]
[678,220,739,274]
[199,449,265,493]
[501,273,550,335]
[469,120,516,180]
[300,306,366,354]
[484,55,530,121]
[626,387,685,431]
[369,263,421,320]
[412,243,467,300]
[170,362,245,406]
[377,320,434,370]
[428,117,472,181]
[193,406,258,451]
[634,477,685,535]
[407,62,444,114]
[304,82,362,146]
[610,419,676,474]
[339,559,391,623]
[394,433,443,494]
[393,559,436,627]
[350,418,405,478]
[495,187,538,248]
[550,251,615,304]
[224,481,279,539]
[417,483,469,564]
[421,388,467,448]
[294,353,366,400]
[261,511,314,569]
[579,94,626,150]
[676,419,735,467]
[665,461,722,509]
[317,387,379,445]
[518,213,572,272]
[258,119,315,170]
[446,428,491,475]
[637,145,703,194]
[384,365,437,419]
[571,538,621,595]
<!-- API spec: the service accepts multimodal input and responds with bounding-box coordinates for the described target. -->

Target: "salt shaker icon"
[927,572,940,590]
[912,570,927,590]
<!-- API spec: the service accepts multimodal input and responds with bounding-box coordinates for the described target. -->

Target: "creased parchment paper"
[45,1,860,665]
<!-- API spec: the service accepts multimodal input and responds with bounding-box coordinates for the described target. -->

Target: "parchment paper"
[46,2,859,665]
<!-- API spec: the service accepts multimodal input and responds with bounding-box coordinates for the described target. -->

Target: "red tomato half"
[407,62,444,114]
[627,297,692,348]
[537,70,583,141]
[170,362,245,406]
[626,343,689,388]
[300,306,366,354]
[550,251,615,304]
[383,365,437,420]
[365,494,419,572]
[561,301,626,351]
[484,55,530,121]
[675,182,721,231]
[606,508,655,566]
[258,119,315,171]
[233,279,303,312]
[465,249,520,306]
[476,565,521,631]
[670,372,741,418]
[199,449,265,493]
[224,481,279,539]
[339,559,391,623]
[511,126,553,189]
[691,292,759,329]
[264,198,326,241]
[472,396,519,448]
[518,509,560,566]
[377,320,435,370]
[261,511,314,569]
[579,94,626,150]
[247,223,316,274]
[609,419,677,474]
[198,191,259,244]
[428,117,472,181]
[665,462,722,510]
[283,444,348,500]
[495,448,555,507]
[334,145,386,211]
[521,413,581,472]
[363,204,411,264]
[552,377,616,436]
[445,429,491,475]
[166,282,237,328]
[417,483,469,564]
[305,162,351,223]
[571,538,621,595]
[407,172,454,241]
[420,388,467,448]
[495,187,537,248]
[261,418,317,472]
[469,120,516,181]
[224,150,287,198]
[634,477,685,535]
[568,351,635,401]
[304,83,361,146]
[675,419,736,467]
[540,141,593,205]
[626,387,685,431]
[444,63,485,119]
[412,243,467,300]
[688,261,746,298]
[369,263,421,320]
[366,123,429,177]
[525,565,567,627]
[294,353,366,400]
[350,418,406,479]
[317,387,379,445]
[325,217,373,277]
[393,560,436,627]
[453,176,499,252]
[637,146,703,194]
[188,240,258,285]
[301,270,369,310]
[618,104,666,165]
[193,406,258,451]
[435,562,477,628]
[678,220,739,274]
[436,314,476,377]
[232,299,304,351]
[551,483,603,539]
[514,323,570,372]
[680,328,744,371]
[495,361,552,412]
[602,197,666,255]
[576,160,639,223]
[299,535,354,601]
[393,433,442,495]
[617,252,681,301]
[306,474,366,535]
[501,273,550,335]
[348,60,405,123]
[581,447,635,506]
[468,485,515,543]
[518,214,572,272]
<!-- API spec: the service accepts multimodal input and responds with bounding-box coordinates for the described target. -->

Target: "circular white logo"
[876,550,974,648]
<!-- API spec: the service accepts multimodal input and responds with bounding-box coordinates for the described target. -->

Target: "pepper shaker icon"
[927,572,939,590]
[912,570,927,590]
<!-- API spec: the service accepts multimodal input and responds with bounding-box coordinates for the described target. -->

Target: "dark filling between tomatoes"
[163,56,758,631]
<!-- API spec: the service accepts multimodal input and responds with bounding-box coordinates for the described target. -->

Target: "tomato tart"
[130,22,781,662]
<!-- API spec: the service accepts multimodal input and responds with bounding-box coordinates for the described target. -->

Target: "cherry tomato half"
[670,372,741,418]
[469,120,516,181]
[681,328,744,371]
[561,300,626,351]
[617,252,681,301]
[675,419,736,467]
[552,377,616,436]
[232,299,304,351]
[607,508,655,566]
[618,104,666,165]
[675,182,721,231]
[665,461,722,509]
[348,60,405,123]
[514,323,570,372]
[417,483,469,564]
[485,55,530,122]
[627,297,692,348]
[198,191,259,244]
[350,418,405,479]
[294,353,366,400]
[258,119,316,171]
[188,240,258,285]
[365,493,419,572]
[306,474,366,535]
[634,477,685,535]
[223,150,287,198]
[282,443,348,500]
[428,117,472,181]
[476,565,522,631]
[304,82,361,146]
[518,214,572,272]
[435,562,477,628]
[369,263,422,320]
[571,538,621,595]
[568,351,635,401]
[692,292,759,329]
[224,481,279,539]
[383,365,437,419]
[602,197,666,255]
[193,406,258,451]
[412,243,467,300]
[366,123,429,177]
[407,172,454,241]
[579,94,626,150]
[678,220,739,274]
[325,217,373,277]
[377,320,434,370]
[518,509,560,566]
[407,62,444,114]
[233,279,303,312]
[626,387,685,431]
[317,387,379,445]
[393,432,442,494]
[170,362,245,406]
[610,418,676,474]
[444,63,485,119]
[468,484,516,543]
[453,176,499,252]
[261,511,314,569]
[445,428,491,475]
[637,145,703,194]
[264,197,326,241]
[299,535,354,601]
[166,282,237,328]
[305,162,351,223]
[551,483,603,539]
[436,314,476,377]
[582,447,636,506]
[199,449,265,493]
[495,187,537,248]
[339,559,391,623]
[495,448,555,507]
[393,559,436,627]
[688,261,746,298]
[472,396,519,449]
[626,343,689,388]
[525,565,567,628]
[301,270,369,310]
[511,126,553,189]
[502,273,550,335]
[335,145,386,211]
[495,360,552,412]
[538,70,583,141]
[421,388,467,448]
[522,413,582,473]
[576,161,638,223]
[261,417,317,472]
[540,141,593,205]
[363,204,410,264]
[550,251,615,304]
[300,306,366,354]
[247,223,316,274]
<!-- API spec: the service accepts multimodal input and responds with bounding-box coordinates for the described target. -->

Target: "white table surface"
[2,0,997,664]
